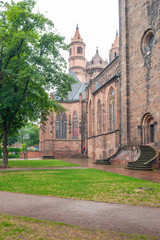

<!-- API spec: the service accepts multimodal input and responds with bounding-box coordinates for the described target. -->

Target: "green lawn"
[0,214,157,240]
[0,159,79,168]
[0,168,159,207]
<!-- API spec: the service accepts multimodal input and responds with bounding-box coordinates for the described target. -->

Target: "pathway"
[0,191,160,238]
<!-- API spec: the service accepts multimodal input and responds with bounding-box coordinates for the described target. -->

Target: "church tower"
[69,25,87,82]
[109,31,119,63]
[86,47,108,79]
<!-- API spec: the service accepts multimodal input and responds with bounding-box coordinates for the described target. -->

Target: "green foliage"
[0,147,21,158]
[0,0,75,165]
[8,123,39,147]
[21,143,27,152]
[7,134,19,146]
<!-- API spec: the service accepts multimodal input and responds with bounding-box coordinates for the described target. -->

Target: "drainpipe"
[118,74,121,148]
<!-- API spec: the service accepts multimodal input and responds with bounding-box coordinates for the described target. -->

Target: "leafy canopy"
[8,122,39,147]
[0,0,75,137]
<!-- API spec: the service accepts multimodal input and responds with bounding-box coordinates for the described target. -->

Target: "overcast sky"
[35,0,119,63]
[6,0,119,65]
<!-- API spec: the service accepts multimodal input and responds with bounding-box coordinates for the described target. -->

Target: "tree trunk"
[1,130,8,168]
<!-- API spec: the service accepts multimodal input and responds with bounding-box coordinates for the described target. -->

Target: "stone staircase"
[126,145,157,171]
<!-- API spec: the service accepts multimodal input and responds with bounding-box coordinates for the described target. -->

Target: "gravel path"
[0,191,160,238]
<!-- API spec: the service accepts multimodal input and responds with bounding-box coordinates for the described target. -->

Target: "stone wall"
[20,151,42,159]
[87,58,120,160]
[39,101,84,157]
[120,0,160,149]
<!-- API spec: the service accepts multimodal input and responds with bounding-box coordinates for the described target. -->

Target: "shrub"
[0,147,21,159]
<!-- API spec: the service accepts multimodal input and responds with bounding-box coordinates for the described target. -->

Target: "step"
[126,145,156,171]
[128,163,150,167]
[126,167,153,171]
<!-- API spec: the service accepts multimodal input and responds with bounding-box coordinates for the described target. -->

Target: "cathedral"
[40,0,160,169]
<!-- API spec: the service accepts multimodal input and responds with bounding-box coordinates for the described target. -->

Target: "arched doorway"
[141,113,154,144]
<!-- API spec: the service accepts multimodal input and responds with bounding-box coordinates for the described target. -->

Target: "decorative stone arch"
[141,113,155,145]
[141,29,155,56]
[107,87,115,131]
[89,100,92,137]
[72,112,78,139]
[97,99,102,134]
[115,67,120,74]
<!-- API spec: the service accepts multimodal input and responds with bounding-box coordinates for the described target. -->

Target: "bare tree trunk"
[1,130,8,168]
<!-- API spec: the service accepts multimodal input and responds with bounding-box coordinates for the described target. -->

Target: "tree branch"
[4,38,24,69]
[7,78,29,133]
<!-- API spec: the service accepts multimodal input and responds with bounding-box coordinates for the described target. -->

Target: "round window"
[141,29,154,55]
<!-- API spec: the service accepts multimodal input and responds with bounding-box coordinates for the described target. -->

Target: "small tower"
[109,31,119,63]
[86,47,108,79]
[69,25,86,83]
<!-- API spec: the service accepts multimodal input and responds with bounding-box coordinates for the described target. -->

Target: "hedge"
[0,147,21,159]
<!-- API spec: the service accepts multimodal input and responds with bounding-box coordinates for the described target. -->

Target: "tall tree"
[0,0,75,167]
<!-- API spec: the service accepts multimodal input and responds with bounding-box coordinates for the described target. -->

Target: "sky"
[34,0,119,63]
[6,0,119,65]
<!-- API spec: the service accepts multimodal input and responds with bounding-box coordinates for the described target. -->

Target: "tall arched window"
[56,112,67,139]
[62,114,67,139]
[109,88,115,131]
[97,99,102,134]
[77,46,82,54]
[72,113,78,139]
[89,101,92,136]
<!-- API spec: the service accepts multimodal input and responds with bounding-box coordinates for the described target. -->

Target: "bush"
[0,147,21,159]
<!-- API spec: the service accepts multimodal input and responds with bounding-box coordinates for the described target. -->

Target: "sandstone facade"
[40,0,160,166]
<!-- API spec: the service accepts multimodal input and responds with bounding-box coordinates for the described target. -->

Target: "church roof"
[71,25,83,42]
[112,31,119,49]
[65,70,88,101]
[53,69,101,102]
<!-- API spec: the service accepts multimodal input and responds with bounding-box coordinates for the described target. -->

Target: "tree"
[8,123,39,147]
[0,0,75,167]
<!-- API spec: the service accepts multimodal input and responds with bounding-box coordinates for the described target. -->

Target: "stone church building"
[40,0,160,169]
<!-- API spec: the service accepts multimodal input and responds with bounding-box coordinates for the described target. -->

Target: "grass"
[0,213,157,240]
[0,168,160,207]
[0,159,79,168]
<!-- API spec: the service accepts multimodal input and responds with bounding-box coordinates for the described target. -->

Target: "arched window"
[56,112,67,139]
[72,113,78,139]
[97,99,102,134]
[62,114,67,139]
[77,46,82,54]
[109,88,115,131]
[89,101,92,136]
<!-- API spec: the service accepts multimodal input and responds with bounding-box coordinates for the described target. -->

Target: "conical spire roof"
[72,25,83,42]
[112,30,119,48]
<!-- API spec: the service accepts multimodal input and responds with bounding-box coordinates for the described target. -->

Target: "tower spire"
[96,46,99,54]
[69,26,86,82]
